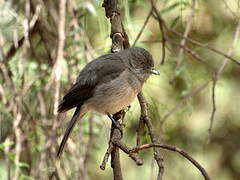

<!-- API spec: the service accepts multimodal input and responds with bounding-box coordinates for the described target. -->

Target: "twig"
[168,28,240,66]
[131,143,211,180]
[166,38,214,71]
[150,8,240,66]
[208,21,240,141]
[138,92,164,180]
[133,9,152,46]
[208,79,216,142]
[139,39,214,70]
[161,81,210,127]
[100,144,114,170]
[151,0,166,65]
[176,0,196,69]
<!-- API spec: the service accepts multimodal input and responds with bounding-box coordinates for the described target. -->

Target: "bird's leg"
[107,113,123,136]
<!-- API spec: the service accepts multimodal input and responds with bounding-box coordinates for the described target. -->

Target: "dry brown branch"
[208,21,240,141]
[169,28,240,66]
[166,39,214,71]
[100,144,114,170]
[131,143,211,180]
[137,93,164,180]
[139,38,214,70]
[102,1,130,179]
[151,0,166,65]
[150,6,240,66]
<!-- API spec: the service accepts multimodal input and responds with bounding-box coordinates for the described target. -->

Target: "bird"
[57,47,160,157]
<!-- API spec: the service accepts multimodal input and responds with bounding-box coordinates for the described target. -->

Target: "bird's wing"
[58,53,126,112]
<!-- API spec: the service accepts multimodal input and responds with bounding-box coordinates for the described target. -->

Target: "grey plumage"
[57,47,159,157]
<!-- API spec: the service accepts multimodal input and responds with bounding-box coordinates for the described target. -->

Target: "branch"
[208,21,240,141]
[131,143,211,180]
[176,0,196,69]
[133,9,152,46]
[137,93,164,180]
[102,1,130,179]
[161,81,210,127]
[150,5,240,66]
[150,0,166,64]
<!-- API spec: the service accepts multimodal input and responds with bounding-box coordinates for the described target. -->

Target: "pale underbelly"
[85,85,138,114]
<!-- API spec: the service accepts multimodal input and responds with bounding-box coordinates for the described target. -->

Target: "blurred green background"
[0,0,240,179]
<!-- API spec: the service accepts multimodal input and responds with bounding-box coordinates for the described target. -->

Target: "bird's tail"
[57,106,82,157]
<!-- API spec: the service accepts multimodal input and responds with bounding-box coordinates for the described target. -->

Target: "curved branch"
[131,143,211,180]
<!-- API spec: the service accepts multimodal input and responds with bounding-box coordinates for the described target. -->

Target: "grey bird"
[57,47,159,157]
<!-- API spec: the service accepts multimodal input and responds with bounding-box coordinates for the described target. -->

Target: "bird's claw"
[107,113,123,136]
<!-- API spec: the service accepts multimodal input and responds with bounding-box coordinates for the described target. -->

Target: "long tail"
[57,106,81,157]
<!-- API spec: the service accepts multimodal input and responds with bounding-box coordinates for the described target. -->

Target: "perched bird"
[57,47,159,157]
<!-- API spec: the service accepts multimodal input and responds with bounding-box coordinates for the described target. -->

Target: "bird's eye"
[140,61,144,65]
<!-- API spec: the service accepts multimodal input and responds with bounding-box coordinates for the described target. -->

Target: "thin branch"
[166,38,214,71]
[161,81,211,127]
[208,79,216,142]
[133,9,152,46]
[139,39,214,70]
[151,0,166,64]
[151,9,240,66]
[138,92,164,180]
[168,28,240,66]
[176,0,196,69]
[131,143,211,180]
[208,21,240,141]
[100,144,114,170]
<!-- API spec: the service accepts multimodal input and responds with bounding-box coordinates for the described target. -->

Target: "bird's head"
[128,47,160,82]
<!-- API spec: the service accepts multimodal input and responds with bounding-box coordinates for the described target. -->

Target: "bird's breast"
[85,70,142,114]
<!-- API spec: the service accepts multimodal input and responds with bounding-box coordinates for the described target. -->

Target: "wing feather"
[58,53,126,113]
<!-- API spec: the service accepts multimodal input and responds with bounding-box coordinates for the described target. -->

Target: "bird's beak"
[149,68,160,75]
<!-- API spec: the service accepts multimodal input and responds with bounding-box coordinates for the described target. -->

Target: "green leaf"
[15,161,30,168]
[19,174,32,180]
[0,140,14,150]
[170,16,181,28]
[161,1,190,14]
[161,2,182,14]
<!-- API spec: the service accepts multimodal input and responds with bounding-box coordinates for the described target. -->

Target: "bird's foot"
[107,113,123,136]
[126,105,131,112]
